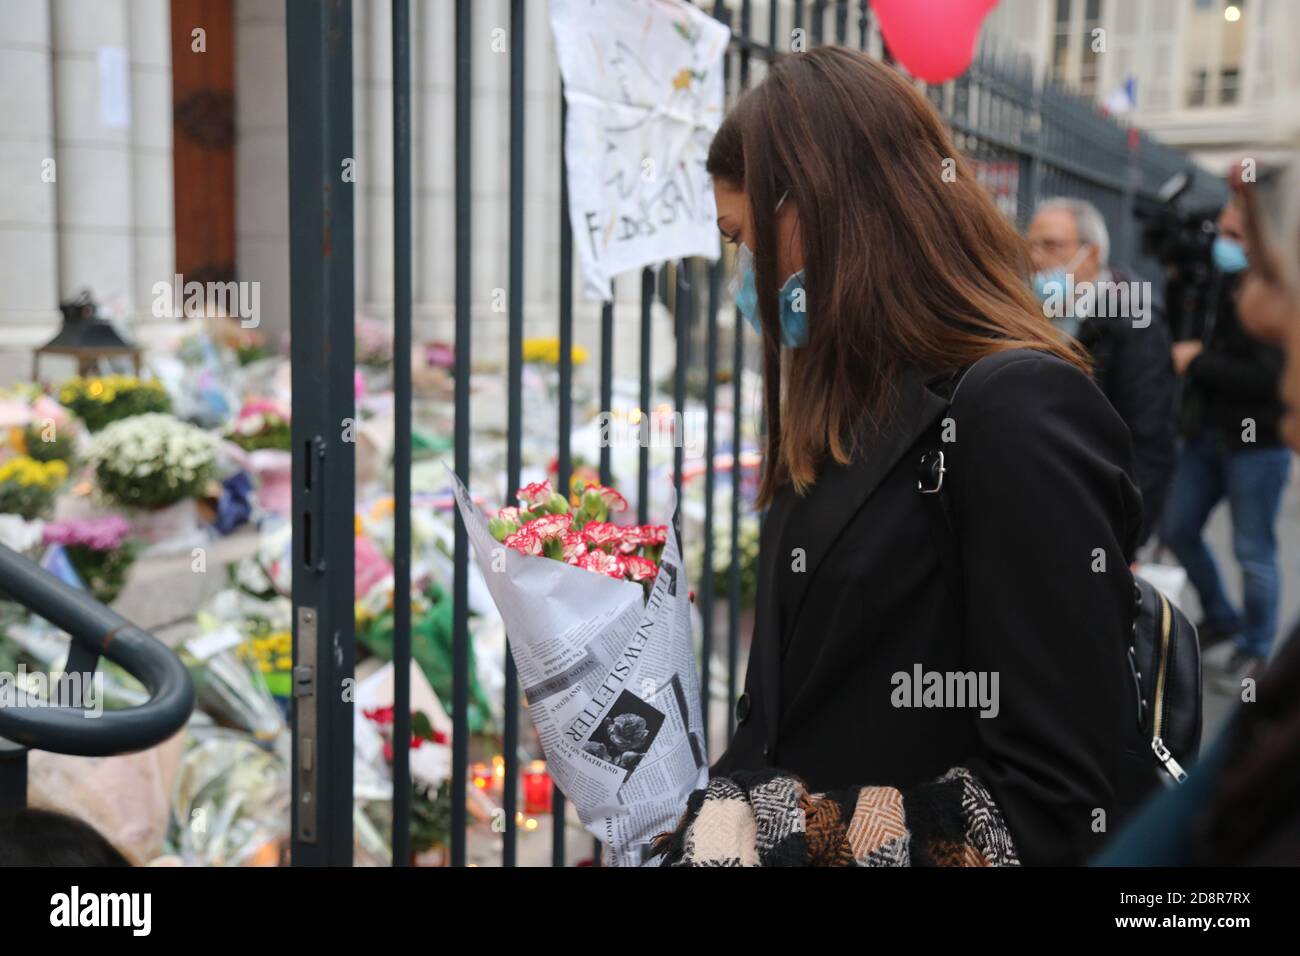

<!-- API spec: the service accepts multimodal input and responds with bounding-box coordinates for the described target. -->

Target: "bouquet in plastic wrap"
[181,589,290,740]
[453,475,707,866]
[169,726,289,866]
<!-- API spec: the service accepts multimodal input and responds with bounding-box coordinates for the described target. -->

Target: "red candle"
[522,760,552,815]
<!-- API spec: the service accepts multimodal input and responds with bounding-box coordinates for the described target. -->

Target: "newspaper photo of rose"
[451,471,709,866]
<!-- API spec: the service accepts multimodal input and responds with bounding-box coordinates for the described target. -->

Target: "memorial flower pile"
[486,479,667,588]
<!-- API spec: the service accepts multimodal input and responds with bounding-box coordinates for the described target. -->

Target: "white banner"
[550,0,731,300]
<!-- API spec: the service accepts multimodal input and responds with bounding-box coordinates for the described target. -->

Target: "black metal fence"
[285,0,1222,867]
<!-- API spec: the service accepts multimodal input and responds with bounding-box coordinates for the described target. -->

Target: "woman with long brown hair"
[662,47,1153,866]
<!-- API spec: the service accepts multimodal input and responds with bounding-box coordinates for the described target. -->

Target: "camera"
[1135,171,1221,340]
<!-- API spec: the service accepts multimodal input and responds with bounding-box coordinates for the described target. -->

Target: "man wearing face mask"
[1163,193,1291,682]
[1027,199,1175,547]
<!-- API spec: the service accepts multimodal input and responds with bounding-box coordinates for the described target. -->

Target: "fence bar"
[390,0,413,867]
[739,0,753,86]
[701,262,721,742]
[638,268,653,526]
[727,315,744,739]
[600,294,614,485]
[555,88,574,868]
[672,262,690,512]
[286,0,355,867]
[501,0,526,869]
[451,0,473,868]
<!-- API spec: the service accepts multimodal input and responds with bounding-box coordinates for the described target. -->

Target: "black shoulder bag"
[916,362,1202,788]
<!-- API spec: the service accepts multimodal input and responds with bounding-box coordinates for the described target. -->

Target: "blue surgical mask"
[1031,267,1067,301]
[731,192,809,348]
[1212,236,1248,274]
[1030,244,1089,302]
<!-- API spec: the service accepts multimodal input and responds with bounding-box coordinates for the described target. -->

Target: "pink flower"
[560,532,587,562]
[516,480,554,506]
[581,483,628,514]
[355,533,393,599]
[639,525,668,546]
[618,524,669,553]
[582,521,625,551]
[497,506,523,524]
[521,513,573,540]
[503,529,543,556]
[574,551,626,579]
[238,398,290,422]
[425,342,455,369]
[42,516,131,552]
[623,555,659,582]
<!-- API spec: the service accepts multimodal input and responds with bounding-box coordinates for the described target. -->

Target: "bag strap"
[916,364,973,611]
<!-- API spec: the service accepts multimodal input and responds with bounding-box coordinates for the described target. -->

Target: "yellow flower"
[0,455,67,490]
[522,337,588,366]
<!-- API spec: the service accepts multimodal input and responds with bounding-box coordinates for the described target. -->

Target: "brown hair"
[707,46,1086,506]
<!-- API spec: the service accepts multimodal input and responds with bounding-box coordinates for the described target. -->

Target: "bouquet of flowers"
[224,399,291,453]
[362,706,453,860]
[488,479,667,595]
[356,315,394,369]
[453,473,707,866]
[57,375,171,432]
[88,413,218,510]
[235,627,294,700]
[0,455,68,520]
[1,391,79,464]
[42,516,139,605]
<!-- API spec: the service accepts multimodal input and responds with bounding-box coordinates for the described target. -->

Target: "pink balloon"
[872,0,999,84]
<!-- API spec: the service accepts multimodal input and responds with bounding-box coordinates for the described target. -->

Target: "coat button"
[734,692,751,723]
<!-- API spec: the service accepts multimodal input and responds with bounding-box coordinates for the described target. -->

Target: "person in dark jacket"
[702,47,1152,866]
[1027,198,1176,546]
[1163,194,1292,677]
[1096,166,1300,867]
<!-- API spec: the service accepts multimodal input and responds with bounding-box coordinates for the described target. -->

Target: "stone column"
[50,0,136,311]
[127,0,174,329]
[233,0,289,348]
[0,0,61,382]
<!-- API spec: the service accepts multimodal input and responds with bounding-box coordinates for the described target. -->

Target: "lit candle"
[521,760,552,814]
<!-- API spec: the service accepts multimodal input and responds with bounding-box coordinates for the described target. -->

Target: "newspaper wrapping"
[451,476,708,867]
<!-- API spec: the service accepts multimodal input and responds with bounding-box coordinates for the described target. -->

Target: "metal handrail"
[0,543,194,757]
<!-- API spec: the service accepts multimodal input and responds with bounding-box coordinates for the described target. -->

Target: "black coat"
[1181,272,1287,448]
[711,349,1154,866]
[1075,266,1176,546]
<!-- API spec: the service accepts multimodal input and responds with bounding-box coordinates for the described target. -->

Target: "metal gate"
[285,0,1221,867]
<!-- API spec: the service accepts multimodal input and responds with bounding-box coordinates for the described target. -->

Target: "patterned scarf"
[649,767,1019,867]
